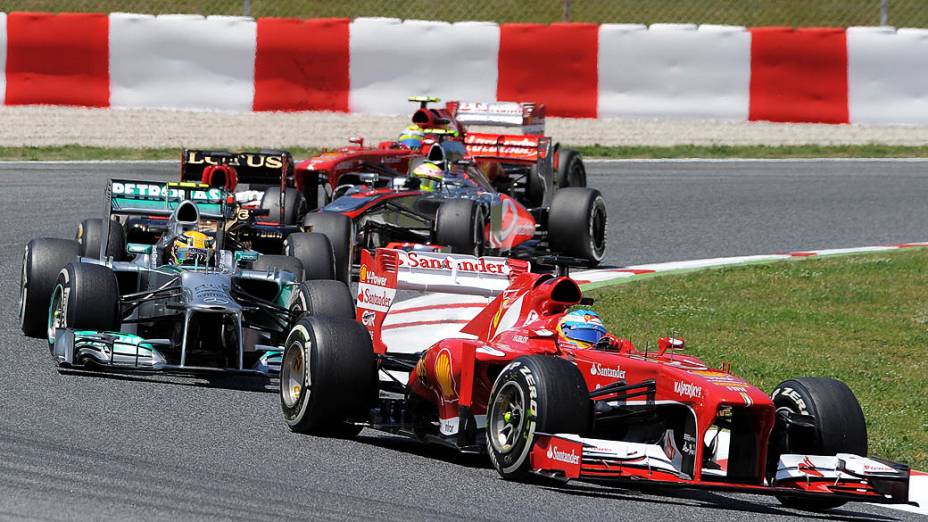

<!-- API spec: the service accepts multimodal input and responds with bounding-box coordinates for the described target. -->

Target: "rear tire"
[434,199,486,256]
[487,356,591,480]
[47,262,121,344]
[283,232,335,281]
[771,377,867,511]
[302,212,353,285]
[20,238,80,338]
[253,254,304,282]
[261,187,307,226]
[557,148,586,188]
[280,315,376,437]
[548,188,607,266]
[77,218,127,261]
[290,280,354,321]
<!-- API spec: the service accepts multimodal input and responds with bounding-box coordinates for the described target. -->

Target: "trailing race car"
[300,96,587,209]
[303,139,607,285]
[19,179,353,375]
[278,248,915,511]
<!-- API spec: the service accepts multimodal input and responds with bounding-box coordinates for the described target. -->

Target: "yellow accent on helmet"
[171,230,214,265]
[413,162,443,192]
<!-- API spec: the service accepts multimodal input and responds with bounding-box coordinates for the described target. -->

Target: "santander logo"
[546,445,580,465]
[399,251,508,275]
[590,363,626,379]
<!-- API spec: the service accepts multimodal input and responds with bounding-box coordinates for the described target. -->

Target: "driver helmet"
[170,230,214,266]
[412,162,444,192]
[398,125,425,150]
[557,309,607,350]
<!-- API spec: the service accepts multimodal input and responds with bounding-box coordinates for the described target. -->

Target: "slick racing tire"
[290,280,354,321]
[548,188,607,266]
[48,262,121,345]
[524,165,545,208]
[283,232,336,281]
[253,254,305,282]
[20,238,80,338]
[77,218,126,261]
[302,212,353,285]
[487,356,591,480]
[771,377,868,511]
[434,199,486,256]
[556,148,586,189]
[261,187,307,226]
[280,315,376,438]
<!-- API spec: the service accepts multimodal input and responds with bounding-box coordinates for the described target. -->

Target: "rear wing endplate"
[355,248,530,353]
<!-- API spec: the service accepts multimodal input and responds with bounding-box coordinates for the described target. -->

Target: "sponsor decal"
[476,345,505,357]
[674,381,703,399]
[739,392,753,406]
[434,349,457,400]
[512,335,529,344]
[525,310,539,323]
[185,150,283,170]
[361,310,376,327]
[772,387,809,415]
[356,283,396,313]
[112,181,221,202]
[590,363,626,380]
[546,445,580,465]
[532,328,554,337]
[439,417,458,436]
[399,251,509,275]
[359,264,388,287]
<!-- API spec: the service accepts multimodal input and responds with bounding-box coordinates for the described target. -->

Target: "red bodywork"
[354,248,913,506]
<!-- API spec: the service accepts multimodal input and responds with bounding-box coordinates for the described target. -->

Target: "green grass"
[586,248,928,469]
[3,0,924,27]
[6,144,928,161]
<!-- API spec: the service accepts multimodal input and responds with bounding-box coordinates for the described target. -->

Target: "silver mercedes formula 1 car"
[19,179,353,376]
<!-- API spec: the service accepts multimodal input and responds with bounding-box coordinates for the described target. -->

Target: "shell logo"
[359,264,368,283]
[434,349,457,400]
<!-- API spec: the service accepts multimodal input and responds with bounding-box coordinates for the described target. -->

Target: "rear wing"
[356,248,530,353]
[108,179,227,219]
[463,132,553,163]
[447,101,545,135]
[180,149,292,186]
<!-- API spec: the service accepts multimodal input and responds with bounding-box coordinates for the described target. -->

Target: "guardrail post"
[563,0,571,22]
[880,0,889,26]
[243,0,251,17]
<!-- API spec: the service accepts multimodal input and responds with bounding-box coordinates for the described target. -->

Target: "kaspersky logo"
[546,445,580,465]
[674,381,703,399]
[590,363,625,379]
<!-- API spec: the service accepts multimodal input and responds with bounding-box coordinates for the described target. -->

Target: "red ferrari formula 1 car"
[279,249,915,511]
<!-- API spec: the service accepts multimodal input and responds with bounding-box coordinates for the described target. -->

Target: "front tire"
[280,315,376,437]
[48,262,121,345]
[548,188,607,266]
[302,212,353,285]
[770,377,867,511]
[290,280,354,321]
[487,356,591,480]
[20,238,80,338]
[283,232,335,281]
[434,199,486,256]
[253,254,304,282]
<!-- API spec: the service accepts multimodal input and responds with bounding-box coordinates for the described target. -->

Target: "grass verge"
[5,144,928,161]
[587,248,928,469]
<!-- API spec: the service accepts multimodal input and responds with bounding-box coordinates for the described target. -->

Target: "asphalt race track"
[1,160,926,521]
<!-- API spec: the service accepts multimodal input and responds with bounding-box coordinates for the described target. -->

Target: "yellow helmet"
[412,162,443,192]
[170,230,214,266]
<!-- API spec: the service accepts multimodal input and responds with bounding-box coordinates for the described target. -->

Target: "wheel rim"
[47,284,66,344]
[589,201,607,259]
[281,339,309,408]
[489,381,526,454]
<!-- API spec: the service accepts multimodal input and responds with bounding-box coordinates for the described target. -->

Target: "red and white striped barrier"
[1,12,928,125]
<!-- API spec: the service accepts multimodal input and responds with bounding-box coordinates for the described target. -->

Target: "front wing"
[530,434,914,506]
